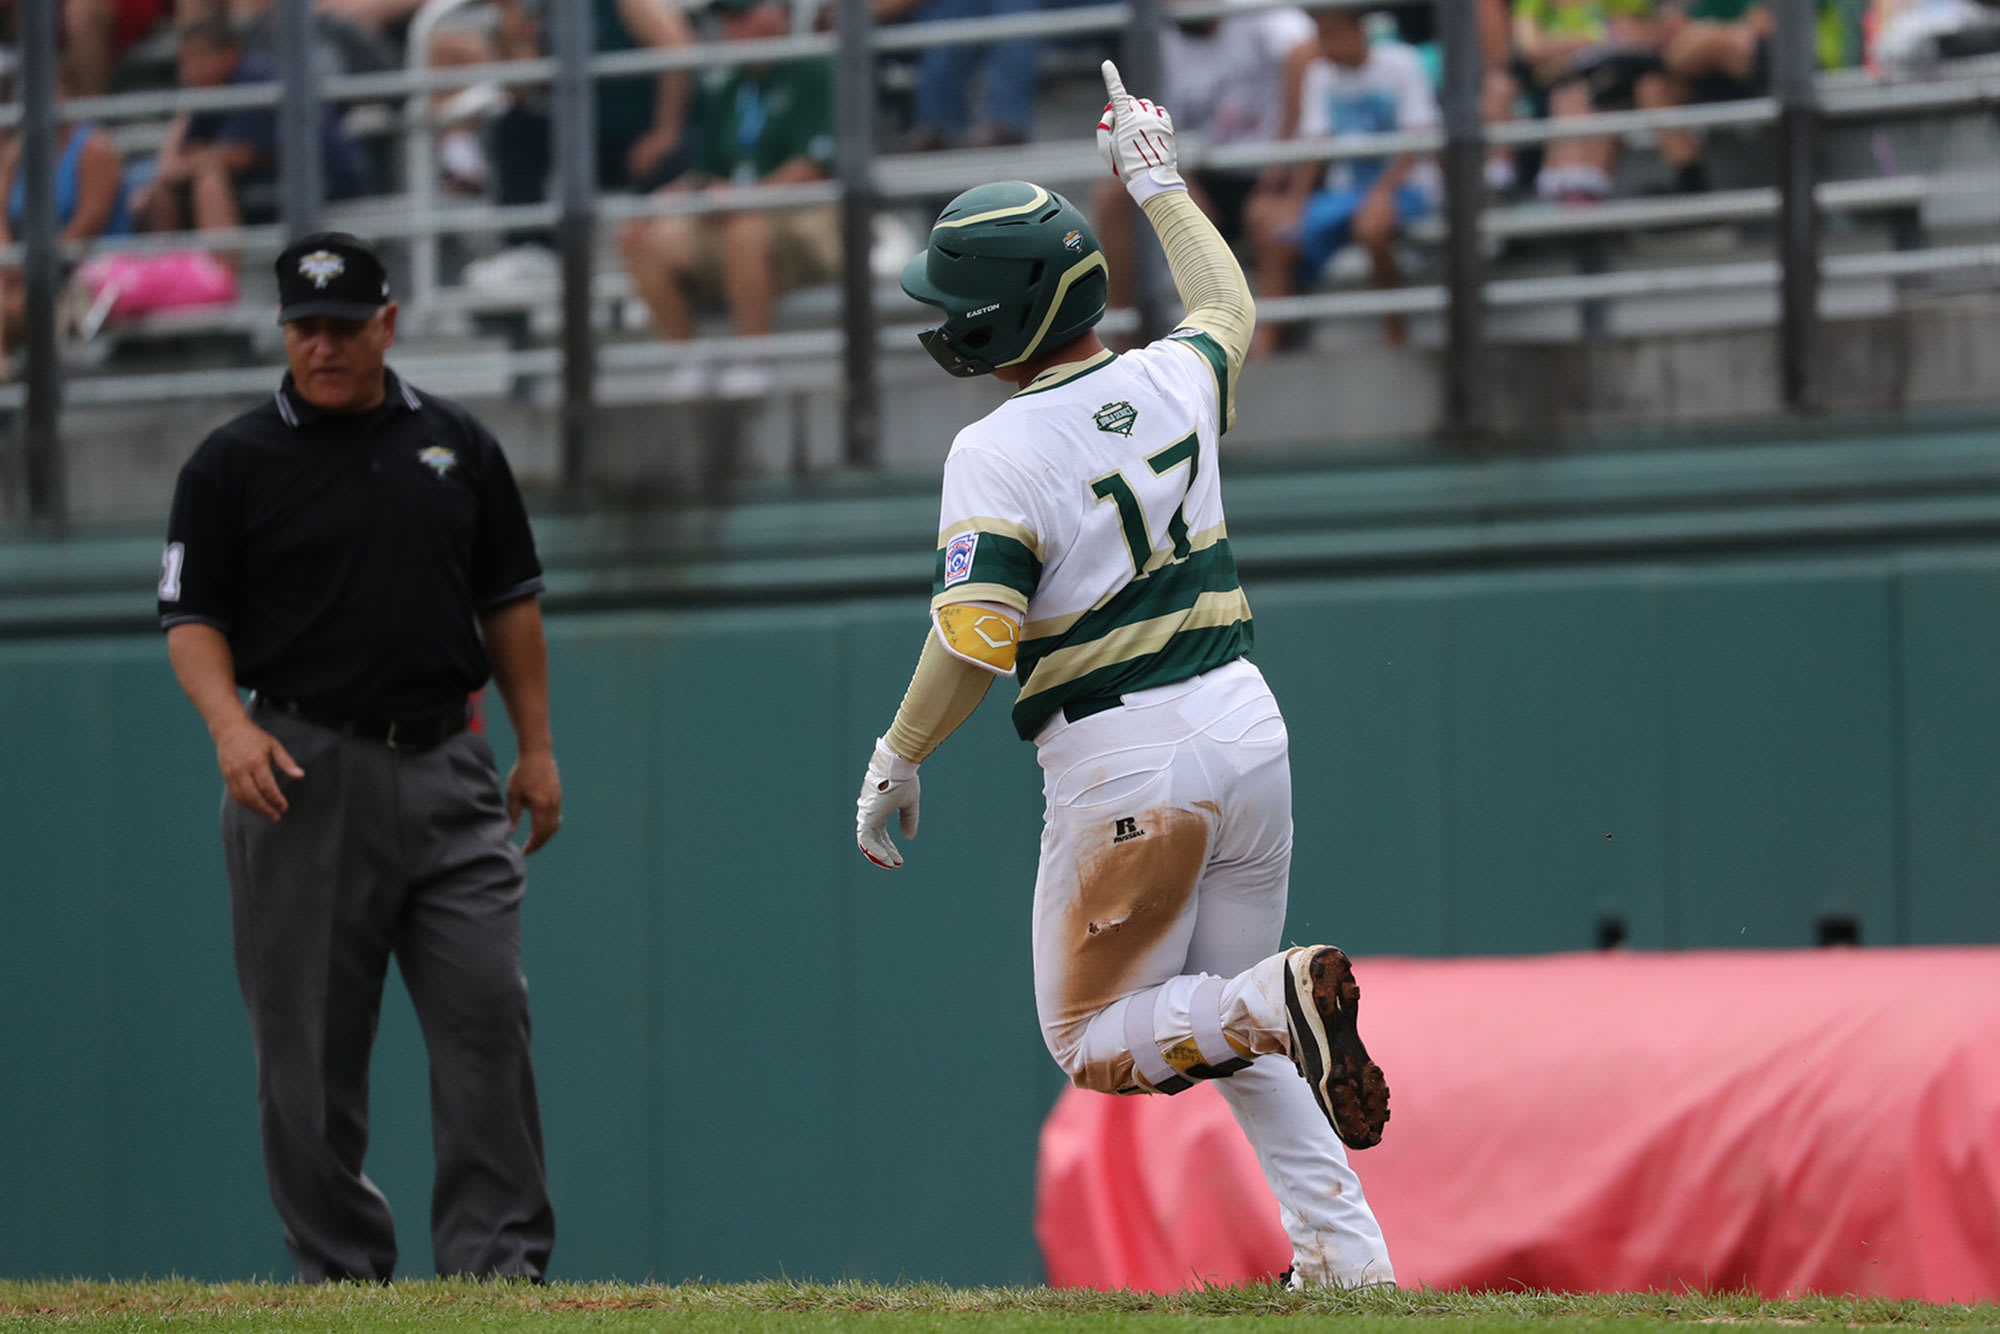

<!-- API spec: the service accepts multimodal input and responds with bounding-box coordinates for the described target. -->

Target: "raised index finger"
[1101,60,1133,116]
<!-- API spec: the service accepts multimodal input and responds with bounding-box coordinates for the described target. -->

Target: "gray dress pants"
[222,705,554,1282]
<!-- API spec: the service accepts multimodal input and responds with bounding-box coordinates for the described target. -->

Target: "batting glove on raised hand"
[1097,59,1187,207]
[855,738,921,869]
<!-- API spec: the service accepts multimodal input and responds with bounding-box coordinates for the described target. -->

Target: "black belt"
[256,694,472,751]
[1061,695,1125,725]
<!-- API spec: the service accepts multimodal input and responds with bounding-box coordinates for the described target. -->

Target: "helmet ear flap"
[918,326,989,377]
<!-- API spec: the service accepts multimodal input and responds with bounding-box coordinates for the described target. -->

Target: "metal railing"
[9,0,2000,514]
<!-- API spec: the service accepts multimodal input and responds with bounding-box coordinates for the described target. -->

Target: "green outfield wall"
[5,418,2000,1285]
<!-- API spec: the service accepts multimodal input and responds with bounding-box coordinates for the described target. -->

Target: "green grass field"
[4,1280,1997,1332]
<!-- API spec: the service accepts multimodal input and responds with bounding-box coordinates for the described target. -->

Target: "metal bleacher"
[10,0,2000,442]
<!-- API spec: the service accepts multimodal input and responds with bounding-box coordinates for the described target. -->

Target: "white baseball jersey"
[929,331,1251,742]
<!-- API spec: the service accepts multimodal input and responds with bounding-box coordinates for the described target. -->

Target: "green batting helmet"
[900,181,1109,378]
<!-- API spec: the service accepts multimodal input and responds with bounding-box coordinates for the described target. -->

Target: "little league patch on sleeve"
[943,531,979,586]
[1094,401,1138,436]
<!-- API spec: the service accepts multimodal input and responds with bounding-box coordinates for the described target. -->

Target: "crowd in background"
[0,0,1990,378]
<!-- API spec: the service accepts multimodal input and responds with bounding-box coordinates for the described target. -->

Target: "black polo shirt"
[158,369,545,720]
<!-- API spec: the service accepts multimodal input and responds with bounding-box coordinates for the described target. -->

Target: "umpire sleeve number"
[1089,433,1199,576]
[159,542,186,601]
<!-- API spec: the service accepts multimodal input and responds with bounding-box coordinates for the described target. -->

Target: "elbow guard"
[932,602,1022,677]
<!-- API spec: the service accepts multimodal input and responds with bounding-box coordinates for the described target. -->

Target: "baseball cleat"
[1283,946,1390,1149]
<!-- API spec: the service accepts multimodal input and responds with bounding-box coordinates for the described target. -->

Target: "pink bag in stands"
[75,251,239,321]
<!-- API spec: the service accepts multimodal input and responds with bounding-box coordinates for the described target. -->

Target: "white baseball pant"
[1030,658,1394,1287]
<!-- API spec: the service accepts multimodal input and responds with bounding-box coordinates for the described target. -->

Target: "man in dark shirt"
[133,19,370,242]
[159,232,559,1283]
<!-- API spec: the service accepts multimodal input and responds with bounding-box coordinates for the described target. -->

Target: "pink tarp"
[1036,948,2000,1300]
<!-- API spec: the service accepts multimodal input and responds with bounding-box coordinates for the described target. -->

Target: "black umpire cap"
[275,232,391,325]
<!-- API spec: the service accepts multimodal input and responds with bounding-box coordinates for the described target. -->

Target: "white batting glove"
[1096,59,1186,207]
[855,738,921,869]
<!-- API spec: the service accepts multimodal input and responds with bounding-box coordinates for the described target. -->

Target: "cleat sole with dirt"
[1283,946,1391,1150]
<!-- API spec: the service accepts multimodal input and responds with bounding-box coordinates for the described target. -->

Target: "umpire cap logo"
[298,251,346,289]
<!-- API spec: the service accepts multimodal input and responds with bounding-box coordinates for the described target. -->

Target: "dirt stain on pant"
[1059,805,1210,1038]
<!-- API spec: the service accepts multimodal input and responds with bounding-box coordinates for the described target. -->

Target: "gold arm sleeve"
[883,626,997,765]
[1140,188,1255,432]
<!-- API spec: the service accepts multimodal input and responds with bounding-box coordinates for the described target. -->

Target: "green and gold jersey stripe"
[1021,526,1231,644]
[938,515,1045,562]
[933,528,1042,603]
[932,581,1030,614]
[1012,620,1253,740]
[1008,537,1253,739]
[1023,587,1251,696]
[1169,329,1231,435]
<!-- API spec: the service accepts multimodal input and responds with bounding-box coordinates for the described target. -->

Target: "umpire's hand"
[507,750,563,854]
[216,719,305,821]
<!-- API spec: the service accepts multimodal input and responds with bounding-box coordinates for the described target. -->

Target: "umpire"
[158,232,560,1282]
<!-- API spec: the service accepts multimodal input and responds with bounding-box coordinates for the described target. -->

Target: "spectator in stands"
[616,0,837,400]
[131,18,371,258]
[461,0,698,292]
[223,0,417,76]
[1245,7,1438,351]
[1489,0,1663,203]
[1658,0,1772,92]
[1638,0,1804,193]
[1092,0,1313,334]
[309,0,426,45]
[0,0,157,93]
[216,0,423,41]
[212,0,607,170]
[224,0,520,185]
[164,0,406,87]
[0,56,130,364]
[60,0,169,95]
[873,0,1036,149]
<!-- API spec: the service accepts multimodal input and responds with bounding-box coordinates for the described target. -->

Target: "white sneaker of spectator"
[462,244,560,294]
[660,361,716,402]
[1536,164,1611,204]
[716,361,775,401]
[440,129,490,194]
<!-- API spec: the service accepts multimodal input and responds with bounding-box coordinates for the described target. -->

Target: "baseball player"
[852,63,1395,1288]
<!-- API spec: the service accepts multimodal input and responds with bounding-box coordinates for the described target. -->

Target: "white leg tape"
[1190,975,1237,1071]
[1123,987,1189,1094]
